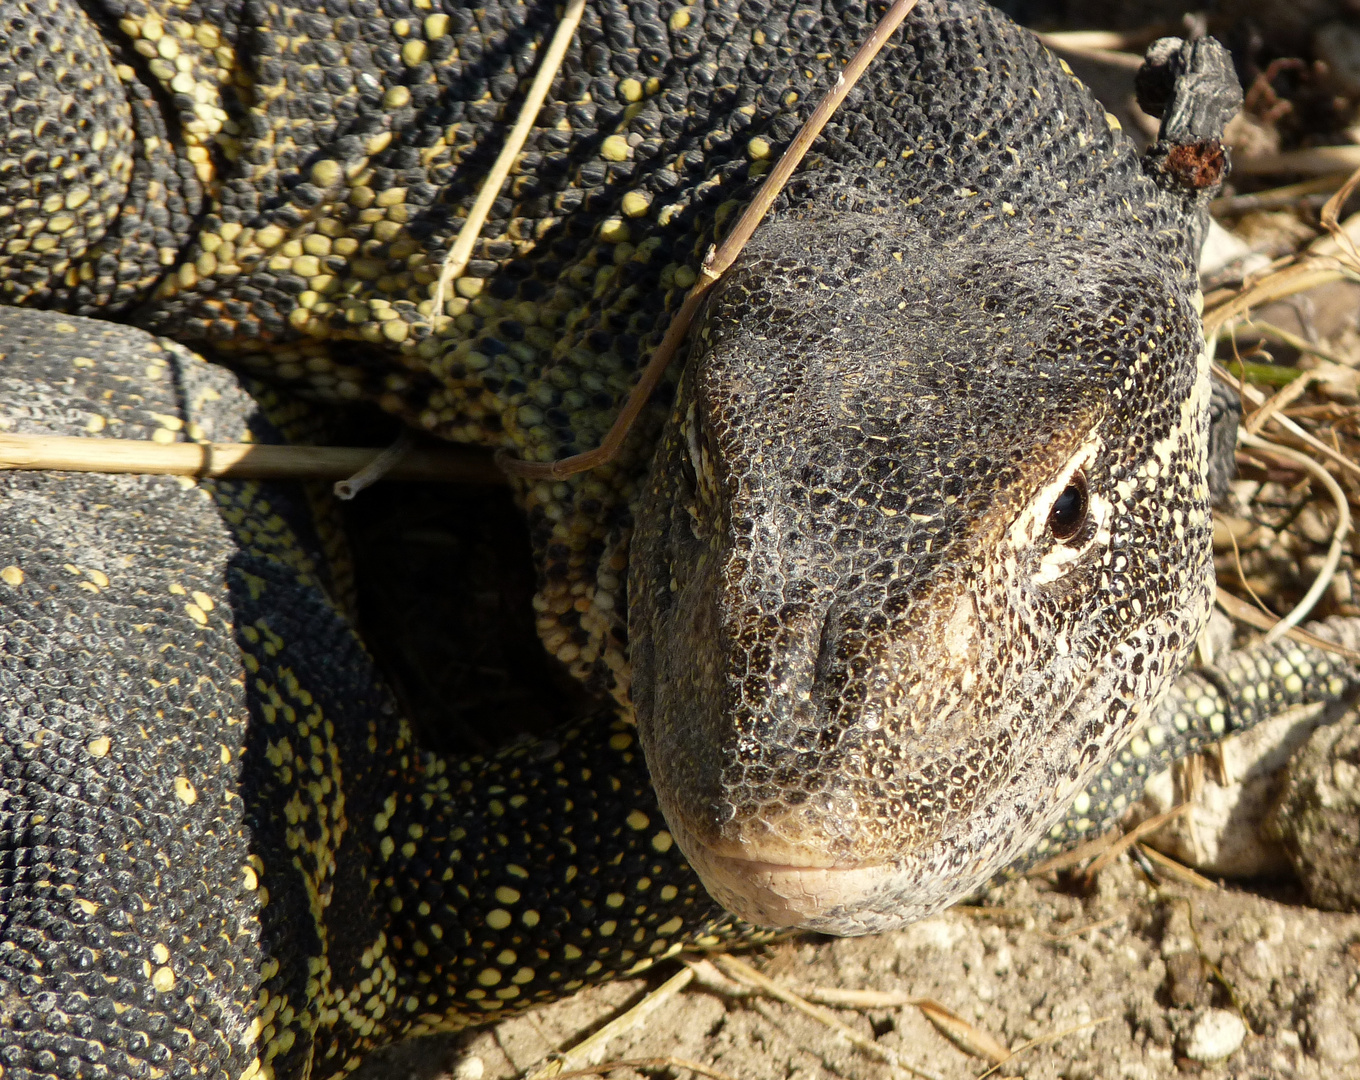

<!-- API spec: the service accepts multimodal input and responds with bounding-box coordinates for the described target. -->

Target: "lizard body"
[0,2,1346,1077]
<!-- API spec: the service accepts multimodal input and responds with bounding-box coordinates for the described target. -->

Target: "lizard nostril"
[1048,473,1089,542]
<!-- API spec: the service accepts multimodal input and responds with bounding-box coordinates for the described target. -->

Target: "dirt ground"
[345,2,1360,1077]
[354,845,1360,1080]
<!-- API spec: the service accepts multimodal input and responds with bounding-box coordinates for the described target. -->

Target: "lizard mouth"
[665,816,900,932]
[688,848,899,931]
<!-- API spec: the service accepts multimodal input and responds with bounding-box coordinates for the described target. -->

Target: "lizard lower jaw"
[690,847,899,931]
[667,818,901,932]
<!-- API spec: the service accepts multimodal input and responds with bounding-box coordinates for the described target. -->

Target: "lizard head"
[629,210,1216,934]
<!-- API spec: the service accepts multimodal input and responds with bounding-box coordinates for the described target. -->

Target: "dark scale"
[0,1,1353,1077]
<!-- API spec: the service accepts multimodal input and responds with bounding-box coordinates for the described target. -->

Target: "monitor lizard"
[0,1,1352,1077]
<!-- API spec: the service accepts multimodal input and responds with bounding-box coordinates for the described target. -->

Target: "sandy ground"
[353,851,1360,1080]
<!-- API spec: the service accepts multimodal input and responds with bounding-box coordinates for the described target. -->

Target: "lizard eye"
[1048,472,1088,542]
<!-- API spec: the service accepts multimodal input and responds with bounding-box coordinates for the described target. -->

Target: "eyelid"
[1048,471,1089,543]
[1006,438,1102,551]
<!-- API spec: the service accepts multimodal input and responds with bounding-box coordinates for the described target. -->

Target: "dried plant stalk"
[0,433,503,485]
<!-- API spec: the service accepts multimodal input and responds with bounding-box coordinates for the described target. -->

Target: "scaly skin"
[2,303,1354,1079]
[0,307,758,1079]
[0,2,1344,1078]
[6,0,1221,707]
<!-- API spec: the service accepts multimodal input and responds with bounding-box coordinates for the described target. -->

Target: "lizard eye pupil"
[1048,474,1088,542]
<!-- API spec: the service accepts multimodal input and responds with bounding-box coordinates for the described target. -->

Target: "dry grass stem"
[1041,915,1123,942]
[498,0,921,480]
[1081,804,1193,882]
[1211,173,1350,215]
[1215,588,1360,661]
[1261,411,1360,479]
[1203,265,1353,339]
[798,987,916,1009]
[792,986,1012,1064]
[1217,511,1275,624]
[951,904,1034,918]
[524,967,697,1080]
[1231,146,1360,176]
[1034,27,1169,53]
[711,954,944,1080]
[547,1058,739,1080]
[1023,831,1120,877]
[681,957,756,999]
[0,432,504,485]
[431,0,587,321]
[1307,212,1360,262]
[1213,358,1360,481]
[1242,370,1318,436]
[1237,320,1355,368]
[914,999,1011,1064]
[695,964,1014,1068]
[1318,164,1360,273]
[974,1016,1114,1080]
[1238,432,1351,642]
[333,430,413,499]
[1135,843,1219,890]
[1033,33,1143,69]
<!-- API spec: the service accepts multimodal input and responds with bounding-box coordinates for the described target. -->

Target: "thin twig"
[0,432,504,484]
[974,1016,1113,1080]
[498,0,922,480]
[1238,432,1351,643]
[1135,843,1218,890]
[333,430,414,499]
[1318,163,1360,274]
[1080,804,1193,883]
[1214,587,1360,662]
[525,967,697,1080]
[430,0,587,322]
[549,1058,739,1080]
[712,954,944,1080]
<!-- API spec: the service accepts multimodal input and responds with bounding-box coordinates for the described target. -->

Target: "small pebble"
[1182,1009,1247,1062]
[452,1056,484,1080]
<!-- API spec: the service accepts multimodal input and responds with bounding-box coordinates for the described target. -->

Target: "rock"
[452,1057,485,1080]
[1181,1009,1247,1063]
[1304,1000,1360,1064]
[1136,703,1336,878]
[1266,709,1360,911]
[1163,951,1211,1010]
[1196,216,1256,277]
